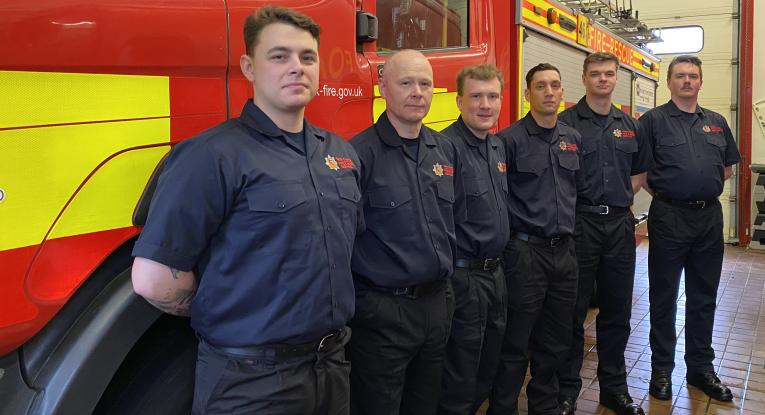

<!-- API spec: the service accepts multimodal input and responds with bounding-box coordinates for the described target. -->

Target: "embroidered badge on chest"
[325,155,339,170]
[497,161,507,173]
[325,155,355,171]
[433,163,454,176]
[559,140,578,152]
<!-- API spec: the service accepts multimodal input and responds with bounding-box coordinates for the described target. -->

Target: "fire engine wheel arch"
[0,239,196,415]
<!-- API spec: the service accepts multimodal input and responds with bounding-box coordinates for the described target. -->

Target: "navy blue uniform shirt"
[499,113,582,237]
[641,100,740,200]
[351,111,467,288]
[559,97,654,207]
[442,117,509,259]
[133,100,362,347]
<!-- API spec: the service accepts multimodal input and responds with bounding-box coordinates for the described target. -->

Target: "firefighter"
[642,55,740,402]
[437,64,509,415]
[488,63,582,415]
[130,7,362,414]
[555,52,653,415]
[347,49,466,415]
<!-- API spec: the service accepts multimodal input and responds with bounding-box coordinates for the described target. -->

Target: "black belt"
[514,231,568,247]
[206,328,346,359]
[654,194,717,210]
[576,204,630,215]
[455,257,501,271]
[355,275,445,299]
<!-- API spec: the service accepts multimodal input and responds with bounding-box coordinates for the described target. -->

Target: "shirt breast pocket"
[615,138,638,167]
[704,133,727,164]
[247,182,307,213]
[465,178,489,198]
[436,181,455,204]
[368,185,414,236]
[246,182,308,241]
[557,152,580,171]
[336,175,361,238]
[655,133,689,163]
[516,155,548,176]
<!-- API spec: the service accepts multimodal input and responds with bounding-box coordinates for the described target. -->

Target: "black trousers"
[648,198,724,374]
[488,236,578,415]
[348,280,454,415]
[192,328,351,415]
[438,264,507,415]
[558,211,635,398]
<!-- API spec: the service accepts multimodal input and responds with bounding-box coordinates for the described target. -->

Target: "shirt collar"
[666,99,705,118]
[375,111,436,147]
[574,96,623,120]
[240,99,327,142]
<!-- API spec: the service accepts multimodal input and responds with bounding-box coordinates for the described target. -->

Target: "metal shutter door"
[614,67,633,112]
[521,29,587,115]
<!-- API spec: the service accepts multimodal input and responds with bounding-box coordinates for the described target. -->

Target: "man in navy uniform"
[642,55,740,402]
[131,7,362,414]
[348,49,466,415]
[488,63,582,415]
[556,52,653,415]
[438,64,509,415]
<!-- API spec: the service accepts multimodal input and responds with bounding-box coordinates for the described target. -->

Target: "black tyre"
[94,314,196,415]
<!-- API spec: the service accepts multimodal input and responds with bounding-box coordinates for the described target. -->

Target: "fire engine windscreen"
[376,0,467,51]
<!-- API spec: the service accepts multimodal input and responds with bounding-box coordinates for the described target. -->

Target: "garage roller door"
[520,28,586,115]
[614,67,632,113]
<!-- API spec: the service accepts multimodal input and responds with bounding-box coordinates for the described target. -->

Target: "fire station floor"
[477,242,765,414]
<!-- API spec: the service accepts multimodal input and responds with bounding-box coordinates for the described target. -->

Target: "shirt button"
[390,201,396,207]
[278,202,286,208]
[320,191,325,197]
[327,226,332,232]
[330,263,336,270]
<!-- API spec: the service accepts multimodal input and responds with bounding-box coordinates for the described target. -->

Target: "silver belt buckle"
[698,200,706,208]
[599,205,609,215]
[318,331,337,352]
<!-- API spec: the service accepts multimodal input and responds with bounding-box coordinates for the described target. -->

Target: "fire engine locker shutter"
[521,29,587,115]
[614,67,633,112]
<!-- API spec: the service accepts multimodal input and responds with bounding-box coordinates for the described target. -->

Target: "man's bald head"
[379,49,434,135]
[381,49,433,81]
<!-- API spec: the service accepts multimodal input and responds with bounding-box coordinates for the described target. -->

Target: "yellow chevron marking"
[0,119,170,251]
[49,146,170,239]
[0,71,169,129]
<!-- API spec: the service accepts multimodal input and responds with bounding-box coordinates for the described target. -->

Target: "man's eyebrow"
[266,46,291,54]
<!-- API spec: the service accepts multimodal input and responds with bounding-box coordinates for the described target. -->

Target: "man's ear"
[240,54,255,82]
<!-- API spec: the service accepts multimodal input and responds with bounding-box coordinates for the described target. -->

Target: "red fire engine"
[0,1,659,413]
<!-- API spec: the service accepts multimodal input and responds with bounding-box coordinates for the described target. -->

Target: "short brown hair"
[666,55,703,80]
[244,6,321,56]
[583,52,620,73]
[525,63,561,88]
[456,64,505,95]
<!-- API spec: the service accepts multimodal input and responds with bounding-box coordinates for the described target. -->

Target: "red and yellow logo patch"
[433,163,454,177]
[497,161,507,173]
[559,140,578,152]
[325,155,355,171]
[614,129,635,138]
[703,125,723,134]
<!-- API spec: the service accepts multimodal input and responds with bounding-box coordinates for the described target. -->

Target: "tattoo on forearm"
[146,288,196,316]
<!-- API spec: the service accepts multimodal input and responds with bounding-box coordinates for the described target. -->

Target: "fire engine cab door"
[520,28,586,116]
[361,0,492,131]
[227,0,374,138]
